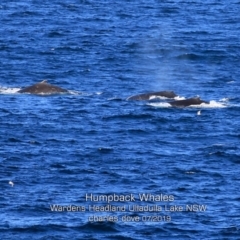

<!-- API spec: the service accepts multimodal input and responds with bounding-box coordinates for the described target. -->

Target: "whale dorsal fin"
[40,80,48,83]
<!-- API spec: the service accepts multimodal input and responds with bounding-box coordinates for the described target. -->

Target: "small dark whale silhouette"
[169,97,208,107]
[18,80,68,95]
[127,91,177,100]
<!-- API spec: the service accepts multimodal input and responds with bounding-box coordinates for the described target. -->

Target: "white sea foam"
[68,90,81,95]
[147,102,172,108]
[189,100,227,108]
[149,95,167,100]
[0,87,20,94]
[219,98,229,102]
[148,95,185,100]
[174,96,185,100]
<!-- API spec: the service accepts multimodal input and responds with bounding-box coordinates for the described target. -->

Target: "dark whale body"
[169,97,208,107]
[18,80,68,95]
[127,91,177,100]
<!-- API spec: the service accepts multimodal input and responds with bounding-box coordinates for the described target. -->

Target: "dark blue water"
[1,1,240,239]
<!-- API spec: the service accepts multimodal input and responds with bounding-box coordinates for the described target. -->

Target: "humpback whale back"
[18,80,68,95]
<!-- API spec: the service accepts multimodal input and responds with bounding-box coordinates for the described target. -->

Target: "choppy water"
[1,1,240,239]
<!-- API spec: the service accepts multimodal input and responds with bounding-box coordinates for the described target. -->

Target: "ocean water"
[0,1,240,239]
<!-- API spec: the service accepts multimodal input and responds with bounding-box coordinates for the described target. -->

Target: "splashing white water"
[147,102,172,108]
[0,87,20,94]
[148,95,185,100]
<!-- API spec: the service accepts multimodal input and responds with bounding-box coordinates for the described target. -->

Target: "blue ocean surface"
[1,0,240,239]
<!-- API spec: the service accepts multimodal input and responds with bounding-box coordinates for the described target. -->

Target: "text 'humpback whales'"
[18,80,69,95]
[127,91,177,100]
[169,97,209,107]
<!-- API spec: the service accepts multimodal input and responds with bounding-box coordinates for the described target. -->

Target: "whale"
[18,80,69,95]
[169,97,208,107]
[127,91,177,100]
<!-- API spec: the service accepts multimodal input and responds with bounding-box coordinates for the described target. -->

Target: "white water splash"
[147,102,172,108]
[219,98,229,102]
[68,90,81,95]
[148,95,185,100]
[149,95,168,100]
[190,100,227,108]
[0,87,20,94]
[174,96,185,100]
